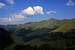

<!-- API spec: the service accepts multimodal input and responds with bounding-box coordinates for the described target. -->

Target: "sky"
[0,0,75,25]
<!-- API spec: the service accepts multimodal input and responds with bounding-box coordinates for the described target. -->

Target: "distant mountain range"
[0,18,75,48]
[15,18,75,32]
[0,18,75,32]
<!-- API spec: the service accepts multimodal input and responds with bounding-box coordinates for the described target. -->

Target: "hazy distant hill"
[0,25,17,31]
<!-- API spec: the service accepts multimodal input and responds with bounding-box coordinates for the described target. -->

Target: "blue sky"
[0,0,75,24]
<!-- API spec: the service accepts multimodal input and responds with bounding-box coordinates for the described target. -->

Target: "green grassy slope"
[31,20,59,30]
[53,20,75,32]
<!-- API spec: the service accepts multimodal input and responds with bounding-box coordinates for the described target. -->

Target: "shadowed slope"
[0,28,14,49]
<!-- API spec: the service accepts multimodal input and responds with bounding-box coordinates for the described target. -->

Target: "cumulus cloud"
[0,2,6,8]
[7,0,15,4]
[46,10,56,15]
[33,6,44,15]
[66,0,74,6]
[0,5,57,25]
[22,7,35,15]
[22,6,44,15]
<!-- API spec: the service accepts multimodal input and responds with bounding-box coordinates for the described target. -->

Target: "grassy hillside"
[30,20,59,30]
[16,19,62,31]
[0,19,75,50]
[53,20,75,32]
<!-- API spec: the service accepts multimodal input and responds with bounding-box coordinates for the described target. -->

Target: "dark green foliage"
[0,28,14,50]
[13,44,75,50]
[16,28,32,36]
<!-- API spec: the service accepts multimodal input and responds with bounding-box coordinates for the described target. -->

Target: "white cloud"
[0,5,57,25]
[33,6,44,15]
[10,14,26,20]
[8,17,16,24]
[22,6,44,15]
[0,0,14,9]
[7,0,15,4]
[9,14,27,24]
[15,14,26,19]
[46,11,56,15]
[0,18,9,25]
[66,0,74,6]
[0,2,6,8]
[0,18,9,22]
[22,7,35,15]
[0,14,27,25]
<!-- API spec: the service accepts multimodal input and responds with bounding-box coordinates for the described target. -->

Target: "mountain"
[15,19,75,41]
[16,18,61,31]
[53,20,75,32]
[1,18,75,49]
[14,19,75,45]
[14,18,61,46]
[0,18,75,32]
[16,18,75,32]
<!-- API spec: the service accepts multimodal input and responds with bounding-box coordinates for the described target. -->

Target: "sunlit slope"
[53,20,75,32]
[30,19,61,30]
[16,19,61,31]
